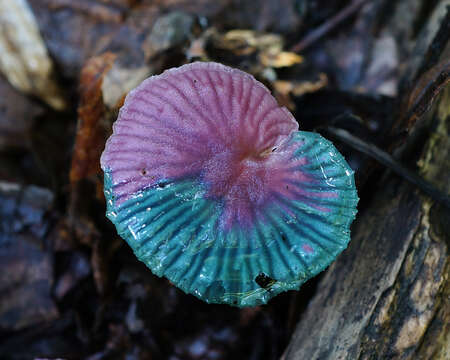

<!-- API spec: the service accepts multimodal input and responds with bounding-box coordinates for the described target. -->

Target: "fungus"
[101,62,358,307]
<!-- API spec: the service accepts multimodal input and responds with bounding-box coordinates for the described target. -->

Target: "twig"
[324,126,450,209]
[290,0,371,53]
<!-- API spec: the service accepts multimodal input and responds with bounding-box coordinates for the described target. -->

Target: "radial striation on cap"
[101,62,358,307]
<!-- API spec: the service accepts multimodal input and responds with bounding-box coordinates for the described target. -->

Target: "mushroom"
[101,62,358,307]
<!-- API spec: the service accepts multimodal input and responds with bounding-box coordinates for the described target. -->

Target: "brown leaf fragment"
[69,52,116,185]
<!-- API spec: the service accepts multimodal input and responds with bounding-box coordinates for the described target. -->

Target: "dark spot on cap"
[157,181,168,189]
[255,273,276,289]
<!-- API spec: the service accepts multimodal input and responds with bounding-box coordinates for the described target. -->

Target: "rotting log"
[283,89,450,360]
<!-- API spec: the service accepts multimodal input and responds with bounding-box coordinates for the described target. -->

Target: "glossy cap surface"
[101,62,358,307]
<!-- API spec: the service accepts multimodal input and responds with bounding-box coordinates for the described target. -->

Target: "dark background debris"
[0,0,448,359]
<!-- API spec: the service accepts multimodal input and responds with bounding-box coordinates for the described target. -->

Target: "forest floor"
[0,1,448,359]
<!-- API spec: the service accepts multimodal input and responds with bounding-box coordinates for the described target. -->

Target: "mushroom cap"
[101,62,358,307]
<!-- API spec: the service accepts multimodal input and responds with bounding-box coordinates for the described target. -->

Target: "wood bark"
[283,84,450,360]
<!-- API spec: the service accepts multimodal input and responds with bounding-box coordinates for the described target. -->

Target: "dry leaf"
[274,73,328,97]
[222,30,283,54]
[102,63,151,109]
[260,51,303,68]
[0,0,66,110]
[69,53,116,185]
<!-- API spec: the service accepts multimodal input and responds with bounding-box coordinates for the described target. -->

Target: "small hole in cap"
[255,273,276,289]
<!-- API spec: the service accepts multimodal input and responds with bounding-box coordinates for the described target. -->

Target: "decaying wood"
[283,87,450,360]
[284,7,449,357]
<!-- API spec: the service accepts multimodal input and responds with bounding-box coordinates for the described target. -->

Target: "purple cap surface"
[101,62,358,307]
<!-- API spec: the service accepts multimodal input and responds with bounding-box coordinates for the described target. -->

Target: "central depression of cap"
[101,62,358,307]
